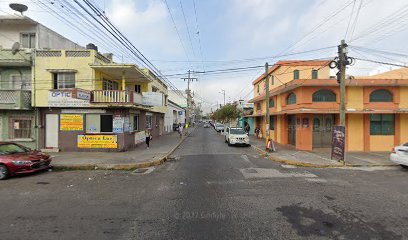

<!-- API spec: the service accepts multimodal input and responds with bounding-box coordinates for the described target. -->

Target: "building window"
[10,74,31,90]
[152,86,158,92]
[256,102,261,111]
[85,114,113,133]
[100,115,113,132]
[135,84,141,93]
[286,92,296,105]
[312,70,318,79]
[271,75,274,85]
[269,116,276,130]
[10,118,32,139]
[369,89,393,102]
[103,79,118,90]
[53,72,75,89]
[133,115,139,131]
[312,89,336,102]
[370,114,394,135]
[269,98,275,108]
[21,33,36,48]
[293,70,299,80]
[257,84,260,93]
[146,115,153,129]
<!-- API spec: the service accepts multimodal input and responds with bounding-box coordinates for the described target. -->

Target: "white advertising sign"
[142,92,163,106]
[48,91,90,107]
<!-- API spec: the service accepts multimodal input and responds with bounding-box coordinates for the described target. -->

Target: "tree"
[212,104,241,124]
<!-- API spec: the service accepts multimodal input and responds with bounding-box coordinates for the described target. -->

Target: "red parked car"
[0,142,52,180]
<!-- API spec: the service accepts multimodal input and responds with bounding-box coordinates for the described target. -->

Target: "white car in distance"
[214,123,225,132]
[225,127,250,146]
[390,142,408,168]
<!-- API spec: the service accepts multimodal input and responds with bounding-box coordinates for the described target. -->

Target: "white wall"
[164,102,185,134]
[0,24,36,48]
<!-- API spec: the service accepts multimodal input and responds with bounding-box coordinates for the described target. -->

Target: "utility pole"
[220,89,226,106]
[181,70,197,125]
[330,40,353,163]
[338,40,347,126]
[265,62,270,141]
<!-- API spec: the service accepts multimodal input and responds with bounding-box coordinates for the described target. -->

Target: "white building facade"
[164,100,185,134]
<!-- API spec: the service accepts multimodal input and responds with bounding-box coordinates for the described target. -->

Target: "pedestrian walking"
[178,123,183,137]
[244,122,250,134]
[185,123,189,136]
[145,128,152,149]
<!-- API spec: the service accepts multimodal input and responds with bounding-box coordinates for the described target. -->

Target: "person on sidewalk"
[178,123,183,137]
[185,123,189,136]
[244,122,250,135]
[145,128,152,149]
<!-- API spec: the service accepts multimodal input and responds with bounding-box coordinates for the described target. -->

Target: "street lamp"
[219,90,225,106]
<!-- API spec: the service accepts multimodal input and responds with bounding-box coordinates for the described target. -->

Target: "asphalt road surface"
[1,126,408,240]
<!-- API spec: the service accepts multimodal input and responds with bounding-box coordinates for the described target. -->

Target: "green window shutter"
[294,70,299,80]
[370,114,395,135]
[312,70,318,79]
[369,89,393,102]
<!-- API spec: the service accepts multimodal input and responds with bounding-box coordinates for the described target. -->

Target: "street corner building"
[0,15,170,152]
[246,60,408,152]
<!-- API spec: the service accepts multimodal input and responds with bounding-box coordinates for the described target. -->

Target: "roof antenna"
[9,3,28,15]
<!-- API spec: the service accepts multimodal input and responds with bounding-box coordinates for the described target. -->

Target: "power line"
[179,0,196,58]
[344,0,357,39]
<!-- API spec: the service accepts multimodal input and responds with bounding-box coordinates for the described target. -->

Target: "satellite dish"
[9,3,28,15]
[11,42,20,55]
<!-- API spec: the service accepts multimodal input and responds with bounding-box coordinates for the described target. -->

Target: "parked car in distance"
[390,142,408,168]
[0,142,52,180]
[204,123,210,128]
[215,123,225,132]
[225,127,250,146]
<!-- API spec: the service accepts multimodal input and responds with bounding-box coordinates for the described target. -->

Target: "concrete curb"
[250,144,396,169]
[53,127,196,171]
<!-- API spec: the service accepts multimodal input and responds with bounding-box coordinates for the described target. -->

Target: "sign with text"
[77,135,118,148]
[331,126,346,161]
[142,92,163,106]
[113,116,124,133]
[60,114,83,131]
[48,90,90,107]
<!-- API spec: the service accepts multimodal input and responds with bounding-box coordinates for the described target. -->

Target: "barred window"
[10,118,32,139]
[269,98,275,108]
[312,70,318,79]
[293,70,299,80]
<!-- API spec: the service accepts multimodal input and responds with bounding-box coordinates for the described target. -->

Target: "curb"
[52,127,196,171]
[250,144,396,169]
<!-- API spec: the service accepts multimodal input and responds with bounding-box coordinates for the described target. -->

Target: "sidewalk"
[249,135,396,168]
[51,128,195,170]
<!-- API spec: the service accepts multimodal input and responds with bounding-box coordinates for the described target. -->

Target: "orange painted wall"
[295,114,313,151]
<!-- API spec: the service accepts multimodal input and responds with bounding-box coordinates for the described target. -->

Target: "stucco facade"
[248,60,408,152]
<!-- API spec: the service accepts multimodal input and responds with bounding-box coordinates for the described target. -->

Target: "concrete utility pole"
[181,70,197,124]
[265,62,270,138]
[338,40,348,126]
[220,89,226,106]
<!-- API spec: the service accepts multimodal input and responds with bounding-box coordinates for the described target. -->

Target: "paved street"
[1,126,408,239]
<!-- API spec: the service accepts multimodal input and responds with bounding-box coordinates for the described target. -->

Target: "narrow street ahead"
[1,126,408,239]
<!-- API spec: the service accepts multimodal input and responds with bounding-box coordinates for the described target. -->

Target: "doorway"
[288,115,296,145]
[45,114,58,148]
[312,114,334,148]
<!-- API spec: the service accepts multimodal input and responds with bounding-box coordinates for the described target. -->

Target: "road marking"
[240,168,317,179]
[281,165,297,169]
[306,178,328,183]
[241,155,256,167]
[131,167,155,175]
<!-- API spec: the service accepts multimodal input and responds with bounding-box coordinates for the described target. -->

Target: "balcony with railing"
[0,90,32,110]
[91,90,144,105]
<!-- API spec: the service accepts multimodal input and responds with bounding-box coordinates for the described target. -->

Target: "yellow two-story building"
[248,60,408,152]
[34,48,167,152]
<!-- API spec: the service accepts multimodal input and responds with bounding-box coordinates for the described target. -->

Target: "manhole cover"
[132,168,149,174]
[36,182,50,185]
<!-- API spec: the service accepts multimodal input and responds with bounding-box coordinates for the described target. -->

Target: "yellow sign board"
[60,114,83,131]
[77,135,118,149]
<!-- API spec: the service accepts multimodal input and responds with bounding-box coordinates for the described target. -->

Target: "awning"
[90,64,151,83]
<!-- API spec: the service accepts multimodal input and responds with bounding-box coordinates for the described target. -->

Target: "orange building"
[247,60,408,152]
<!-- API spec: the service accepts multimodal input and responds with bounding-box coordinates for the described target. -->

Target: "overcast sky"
[1,0,408,113]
